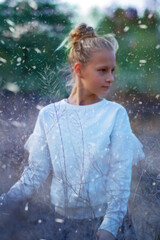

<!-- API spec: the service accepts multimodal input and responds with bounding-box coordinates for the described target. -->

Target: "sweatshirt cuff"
[98,213,123,238]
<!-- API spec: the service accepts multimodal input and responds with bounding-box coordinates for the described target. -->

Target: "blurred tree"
[96,7,160,94]
[0,1,160,95]
[0,0,73,95]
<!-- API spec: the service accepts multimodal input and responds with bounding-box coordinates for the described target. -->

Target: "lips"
[102,86,110,89]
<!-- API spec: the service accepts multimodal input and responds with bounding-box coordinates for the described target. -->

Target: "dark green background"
[0,0,159,95]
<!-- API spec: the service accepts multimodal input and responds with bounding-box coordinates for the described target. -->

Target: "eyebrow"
[97,65,116,68]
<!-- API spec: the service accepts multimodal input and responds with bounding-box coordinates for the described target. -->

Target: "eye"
[99,69,105,72]
[111,69,115,73]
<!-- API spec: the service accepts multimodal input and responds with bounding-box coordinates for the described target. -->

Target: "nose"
[105,71,114,84]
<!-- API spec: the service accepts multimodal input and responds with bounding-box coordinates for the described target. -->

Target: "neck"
[67,83,102,106]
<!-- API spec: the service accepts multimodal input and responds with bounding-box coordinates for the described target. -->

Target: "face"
[76,48,116,97]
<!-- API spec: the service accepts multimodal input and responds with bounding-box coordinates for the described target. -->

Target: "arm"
[98,106,145,238]
[0,109,52,211]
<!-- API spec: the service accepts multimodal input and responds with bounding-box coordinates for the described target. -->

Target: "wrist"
[97,229,116,240]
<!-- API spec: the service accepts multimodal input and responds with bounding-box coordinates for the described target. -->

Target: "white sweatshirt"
[6,98,145,237]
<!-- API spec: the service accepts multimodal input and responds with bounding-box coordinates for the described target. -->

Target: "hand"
[96,229,116,240]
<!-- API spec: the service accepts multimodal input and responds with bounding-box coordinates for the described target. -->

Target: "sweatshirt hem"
[53,202,108,219]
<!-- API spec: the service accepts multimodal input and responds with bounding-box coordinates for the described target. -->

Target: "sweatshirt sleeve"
[5,108,52,204]
[98,106,145,237]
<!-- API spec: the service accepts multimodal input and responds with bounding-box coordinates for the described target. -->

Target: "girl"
[0,23,145,240]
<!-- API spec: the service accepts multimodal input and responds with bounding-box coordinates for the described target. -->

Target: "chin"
[98,92,107,97]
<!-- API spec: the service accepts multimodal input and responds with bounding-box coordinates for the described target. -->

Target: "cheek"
[88,78,102,91]
[93,75,103,86]
[85,71,103,89]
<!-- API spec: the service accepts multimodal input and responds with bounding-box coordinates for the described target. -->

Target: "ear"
[74,62,82,77]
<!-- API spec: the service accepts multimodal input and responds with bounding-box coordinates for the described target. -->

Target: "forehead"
[89,49,116,66]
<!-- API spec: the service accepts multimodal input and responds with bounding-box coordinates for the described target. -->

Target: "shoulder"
[107,101,132,134]
[105,100,131,132]
[37,103,54,120]
[37,100,65,127]
[39,103,54,114]
[105,99,128,115]
[38,99,63,117]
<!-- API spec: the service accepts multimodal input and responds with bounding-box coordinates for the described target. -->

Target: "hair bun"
[69,23,97,46]
[103,34,119,53]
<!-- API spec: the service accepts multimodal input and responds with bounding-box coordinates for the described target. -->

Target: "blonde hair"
[55,23,119,91]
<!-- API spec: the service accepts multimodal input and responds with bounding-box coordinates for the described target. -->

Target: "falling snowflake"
[28,0,38,10]
[36,104,44,110]
[55,218,64,223]
[25,202,29,211]
[41,144,46,151]
[9,27,15,32]
[11,121,26,128]
[0,57,7,63]
[6,19,15,26]
[72,193,78,198]
[4,82,20,93]
[139,60,147,63]
[139,25,148,29]
[17,57,22,62]
[34,48,41,54]
[124,26,129,32]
